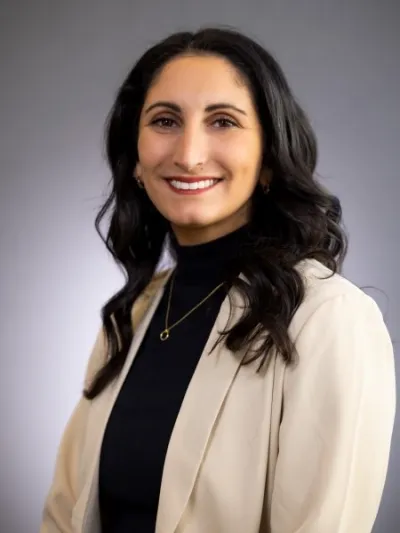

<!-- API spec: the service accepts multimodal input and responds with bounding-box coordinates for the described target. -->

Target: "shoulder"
[290,258,387,341]
[285,259,394,402]
[296,258,365,303]
[84,269,172,388]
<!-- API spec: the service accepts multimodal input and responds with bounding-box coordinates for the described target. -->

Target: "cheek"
[138,131,171,169]
[216,138,262,181]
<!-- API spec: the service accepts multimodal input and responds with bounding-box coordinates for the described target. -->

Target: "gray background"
[0,0,398,531]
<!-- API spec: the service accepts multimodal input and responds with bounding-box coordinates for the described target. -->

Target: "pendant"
[160,329,170,341]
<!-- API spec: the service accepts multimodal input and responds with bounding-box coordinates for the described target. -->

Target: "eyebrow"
[144,101,248,116]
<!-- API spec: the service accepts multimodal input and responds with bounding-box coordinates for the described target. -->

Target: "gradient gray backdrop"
[1,1,399,531]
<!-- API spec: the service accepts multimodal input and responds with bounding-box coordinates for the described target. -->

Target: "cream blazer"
[40,259,396,533]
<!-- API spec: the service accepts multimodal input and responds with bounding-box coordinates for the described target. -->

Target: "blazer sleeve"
[39,327,107,533]
[270,292,396,533]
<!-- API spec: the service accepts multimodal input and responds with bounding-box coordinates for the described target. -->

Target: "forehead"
[144,54,254,108]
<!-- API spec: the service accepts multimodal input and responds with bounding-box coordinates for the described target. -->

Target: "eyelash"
[150,116,239,129]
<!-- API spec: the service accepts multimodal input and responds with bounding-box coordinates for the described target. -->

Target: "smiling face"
[136,54,268,245]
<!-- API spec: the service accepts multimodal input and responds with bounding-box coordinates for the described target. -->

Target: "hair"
[84,27,347,399]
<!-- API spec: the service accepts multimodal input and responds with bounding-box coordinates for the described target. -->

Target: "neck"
[169,224,250,285]
[171,215,249,246]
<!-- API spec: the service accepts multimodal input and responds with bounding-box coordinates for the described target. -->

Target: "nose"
[172,124,208,173]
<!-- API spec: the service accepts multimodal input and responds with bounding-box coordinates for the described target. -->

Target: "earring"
[135,176,144,189]
[262,183,270,195]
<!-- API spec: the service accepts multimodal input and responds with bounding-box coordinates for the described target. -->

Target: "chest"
[72,288,286,533]
[74,359,284,533]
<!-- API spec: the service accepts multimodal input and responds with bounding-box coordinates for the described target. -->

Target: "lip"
[164,176,222,195]
[164,176,222,182]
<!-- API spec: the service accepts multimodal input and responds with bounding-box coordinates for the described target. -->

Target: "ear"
[134,162,142,178]
[259,167,272,188]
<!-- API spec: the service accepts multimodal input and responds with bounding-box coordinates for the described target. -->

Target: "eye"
[150,117,178,129]
[212,117,239,128]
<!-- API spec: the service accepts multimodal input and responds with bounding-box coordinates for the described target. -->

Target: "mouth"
[164,177,223,195]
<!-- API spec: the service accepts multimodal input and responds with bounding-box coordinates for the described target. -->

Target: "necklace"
[160,272,225,341]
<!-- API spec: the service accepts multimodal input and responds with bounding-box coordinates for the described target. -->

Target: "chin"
[171,217,213,229]
[163,206,215,227]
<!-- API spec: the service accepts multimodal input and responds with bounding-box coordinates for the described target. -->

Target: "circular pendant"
[160,329,170,341]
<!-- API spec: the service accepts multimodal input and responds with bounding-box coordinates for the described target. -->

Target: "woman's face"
[136,54,267,245]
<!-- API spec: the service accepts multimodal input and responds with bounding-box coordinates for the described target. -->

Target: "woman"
[40,27,396,533]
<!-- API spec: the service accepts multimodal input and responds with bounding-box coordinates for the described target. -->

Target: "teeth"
[169,179,218,190]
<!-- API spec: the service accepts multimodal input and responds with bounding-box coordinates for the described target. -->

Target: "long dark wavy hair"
[84,27,347,399]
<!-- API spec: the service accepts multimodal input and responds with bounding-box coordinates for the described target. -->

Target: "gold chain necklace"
[160,272,225,341]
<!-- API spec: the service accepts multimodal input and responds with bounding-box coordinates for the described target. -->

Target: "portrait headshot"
[0,2,398,533]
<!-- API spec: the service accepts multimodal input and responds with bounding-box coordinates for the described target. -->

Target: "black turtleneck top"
[99,226,248,533]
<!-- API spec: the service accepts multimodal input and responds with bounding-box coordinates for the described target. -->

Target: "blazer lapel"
[79,271,172,533]
[156,288,247,533]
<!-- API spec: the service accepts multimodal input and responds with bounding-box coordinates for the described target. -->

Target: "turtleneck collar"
[168,225,250,285]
